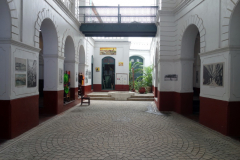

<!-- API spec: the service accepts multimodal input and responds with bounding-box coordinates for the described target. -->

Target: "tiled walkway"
[0,101,240,160]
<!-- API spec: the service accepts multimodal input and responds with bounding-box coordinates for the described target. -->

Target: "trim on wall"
[199,46,240,57]
[0,39,41,52]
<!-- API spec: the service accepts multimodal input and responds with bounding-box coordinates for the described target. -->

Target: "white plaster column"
[43,54,64,91]
[178,59,194,93]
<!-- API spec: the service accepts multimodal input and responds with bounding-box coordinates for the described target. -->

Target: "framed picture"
[59,68,63,84]
[15,57,26,72]
[27,59,37,88]
[100,48,116,55]
[164,74,178,81]
[203,63,224,87]
[118,62,123,66]
[96,67,100,72]
[15,74,26,87]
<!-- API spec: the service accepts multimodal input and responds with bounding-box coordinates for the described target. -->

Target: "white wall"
[93,41,130,85]
[0,0,92,100]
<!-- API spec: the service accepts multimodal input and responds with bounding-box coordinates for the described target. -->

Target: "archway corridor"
[0,101,240,159]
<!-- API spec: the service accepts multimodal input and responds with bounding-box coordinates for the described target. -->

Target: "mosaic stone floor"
[0,101,240,160]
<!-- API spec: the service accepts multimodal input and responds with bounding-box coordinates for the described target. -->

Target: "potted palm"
[143,65,153,93]
[129,61,143,92]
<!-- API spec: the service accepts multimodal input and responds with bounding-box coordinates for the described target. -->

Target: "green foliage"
[130,64,153,91]
[129,61,143,90]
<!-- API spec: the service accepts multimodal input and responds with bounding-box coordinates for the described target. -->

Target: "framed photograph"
[27,59,37,88]
[164,74,178,81]
[196,71,199,83]
[100,47,116,55]
[118,62,123,66]
[15,74,26,87]
[96,67,100,72]
[59,68,63,84]
[15,57,26,72]
[203,63,224,87]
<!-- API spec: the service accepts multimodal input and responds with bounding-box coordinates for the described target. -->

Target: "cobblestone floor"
[0,101,240,160]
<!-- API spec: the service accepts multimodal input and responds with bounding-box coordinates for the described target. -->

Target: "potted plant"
[129,61,143,91]
[143,65,153,93]
[135,65,153,93]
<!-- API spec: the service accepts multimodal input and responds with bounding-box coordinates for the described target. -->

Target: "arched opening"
[0,0,12,139]
[181,24,200,121]
[154,49,158,98]
[0,0,11,39]
[78,45,85,96]
[64,36,75,104]
[229,1,240,137]
[129,56,143,80]
[39,18,58,119]
[230,1,240,47]
[102,57,115,90]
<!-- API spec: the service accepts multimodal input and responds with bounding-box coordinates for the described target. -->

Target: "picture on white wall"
[15,74,26,87]
[100,48,116,55]
[164,74,178,81]
[27,59,37,88]
[15,57,26,71]
[59,68,63,84]
[203,63,223,87]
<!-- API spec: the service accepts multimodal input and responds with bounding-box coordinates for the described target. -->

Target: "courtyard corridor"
[0,101,240,160]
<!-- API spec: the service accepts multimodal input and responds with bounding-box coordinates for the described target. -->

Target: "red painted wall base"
[93,84,129,92]
[0,95,39,139]
[154,87,158,98]
[156,91,193,115]
[70,87,78,100]
[82,85,92,95]
[115,85,129,91]
[200,97,240,136]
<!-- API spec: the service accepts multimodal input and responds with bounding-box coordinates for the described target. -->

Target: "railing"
[61,0,74,13]
[78,6,158,23]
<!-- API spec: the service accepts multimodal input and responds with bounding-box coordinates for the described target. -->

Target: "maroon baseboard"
[157,91,175,111]
[200,97,240,136]
[154,87,158,98]
[156,91,193,115]
[174,92,193,115]
[115,85,129,91]
[70,88,78,100]
[82,85,92,95]
[42,90,64,115]
[93,84,102,92]
[0,95,39,139]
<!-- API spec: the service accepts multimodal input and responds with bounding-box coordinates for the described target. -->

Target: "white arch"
[229,0,240,47]
[34,9,60,51]
[64,36,75,61]
[61,29,76,57]
[178,15,206,55]
[0,0,19,40]
[222,0,240,47]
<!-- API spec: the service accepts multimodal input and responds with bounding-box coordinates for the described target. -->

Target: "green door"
[102,57,115,90]
[129,56,143,80]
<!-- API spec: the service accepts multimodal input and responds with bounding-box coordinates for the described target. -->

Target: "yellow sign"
[100,48,116,55]
[95,67,100,72]
[118,62,123,66]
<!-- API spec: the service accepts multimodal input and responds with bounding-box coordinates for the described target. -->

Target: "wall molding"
[0,39,41,52]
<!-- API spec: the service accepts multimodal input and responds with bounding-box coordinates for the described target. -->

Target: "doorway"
[102,57,115,90]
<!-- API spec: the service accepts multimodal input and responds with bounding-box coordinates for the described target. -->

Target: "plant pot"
[146,86,152,93]
[139,87,146,94]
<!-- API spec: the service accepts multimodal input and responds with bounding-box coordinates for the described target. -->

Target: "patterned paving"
[0,101,240,160]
